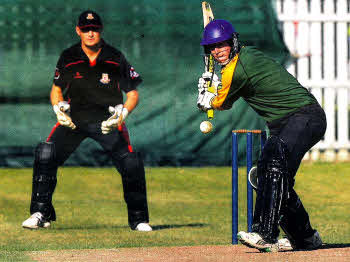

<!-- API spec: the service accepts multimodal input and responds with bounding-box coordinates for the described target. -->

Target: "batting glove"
[101,104,129,134]
[198,72,222,92]
[197,89,216,112]
[53,101,76,130]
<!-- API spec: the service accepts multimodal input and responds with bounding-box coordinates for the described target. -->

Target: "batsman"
[197,19,327,252]
[22,10,152,232]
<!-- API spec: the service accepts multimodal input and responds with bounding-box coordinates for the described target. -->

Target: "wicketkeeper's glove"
[101,104,129,134]
[53,101,76,129]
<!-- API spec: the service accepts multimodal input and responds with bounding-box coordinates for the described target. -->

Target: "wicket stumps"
[231,129,266,244]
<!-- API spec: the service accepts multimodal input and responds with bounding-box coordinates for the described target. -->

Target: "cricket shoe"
[237,231,279,253]
[278,237,294,251]
[135,223,152,232]
[22,212,51,229]
[298,231,322,250]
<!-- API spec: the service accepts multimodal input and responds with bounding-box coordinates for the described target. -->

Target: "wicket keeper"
[197,19,326,252]
[22,10,152,232]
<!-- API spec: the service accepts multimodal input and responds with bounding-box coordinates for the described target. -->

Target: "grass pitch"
[0,162,350,260]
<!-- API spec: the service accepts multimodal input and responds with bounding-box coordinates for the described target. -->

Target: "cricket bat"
[202,2,215,120]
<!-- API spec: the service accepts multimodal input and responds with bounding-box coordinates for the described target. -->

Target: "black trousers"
[33,122,149,229]
[264,103,327,246]
[268,103,327,179]
[47,122,134,164]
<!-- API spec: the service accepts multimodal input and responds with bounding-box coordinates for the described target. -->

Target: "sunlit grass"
[0,163,349,260]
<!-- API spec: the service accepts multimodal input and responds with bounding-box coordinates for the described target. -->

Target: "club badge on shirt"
[100,73,111,84]
[130,67,140,79]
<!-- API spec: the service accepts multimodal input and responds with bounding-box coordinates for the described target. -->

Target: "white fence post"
[309,0,323,161]
[296,0,309,81]
[336,0,349,161]
[323,0,337,161]
[282,0,297,76]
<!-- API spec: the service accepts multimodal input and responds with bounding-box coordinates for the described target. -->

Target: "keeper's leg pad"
[116,152,149,229]
[252,136,290,243]
[30,142,58,221]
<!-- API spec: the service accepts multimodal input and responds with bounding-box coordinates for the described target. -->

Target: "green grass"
[0,163,349,260]
[0,251,33,262]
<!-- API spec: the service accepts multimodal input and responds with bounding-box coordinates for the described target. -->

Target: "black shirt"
[53,39,142,125]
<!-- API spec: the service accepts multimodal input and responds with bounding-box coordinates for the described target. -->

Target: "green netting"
[0,0,288,167]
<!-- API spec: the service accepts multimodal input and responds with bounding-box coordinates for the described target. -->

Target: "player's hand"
[101,104,129,134]
[197,72,220,112]
[198,72,222,92]
[53,101,76,129]
[197,89,216,112]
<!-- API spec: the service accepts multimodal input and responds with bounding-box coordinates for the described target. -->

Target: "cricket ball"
[200,121,213,134]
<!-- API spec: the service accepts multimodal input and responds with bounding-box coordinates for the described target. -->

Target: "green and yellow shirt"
[212,46,317,122]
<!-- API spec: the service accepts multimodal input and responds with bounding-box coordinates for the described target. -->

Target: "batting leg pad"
[117,152,149,229]
[30,142,58,221]
[252,136,290,243]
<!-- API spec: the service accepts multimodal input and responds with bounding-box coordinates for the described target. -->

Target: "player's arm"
[101,54,142,134]
[203,56,241,111]
[50,84,64,106]
[123,89,139,113]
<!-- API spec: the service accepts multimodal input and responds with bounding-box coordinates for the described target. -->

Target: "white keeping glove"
[101,104,129,134]
[53,101,76,130]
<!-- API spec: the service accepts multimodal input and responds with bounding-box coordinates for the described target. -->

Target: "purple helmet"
[201,19,236,46]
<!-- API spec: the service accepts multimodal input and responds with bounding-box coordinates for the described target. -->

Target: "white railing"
[276,0,350,161]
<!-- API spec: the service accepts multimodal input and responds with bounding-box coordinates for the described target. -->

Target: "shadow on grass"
[51,223,207,231]
[321,243,350,249]
[151,223,207,231]
[52,224,129,230]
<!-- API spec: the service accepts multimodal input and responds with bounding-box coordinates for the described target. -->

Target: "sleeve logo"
[130,67,140,79]
[54,68,60,80]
